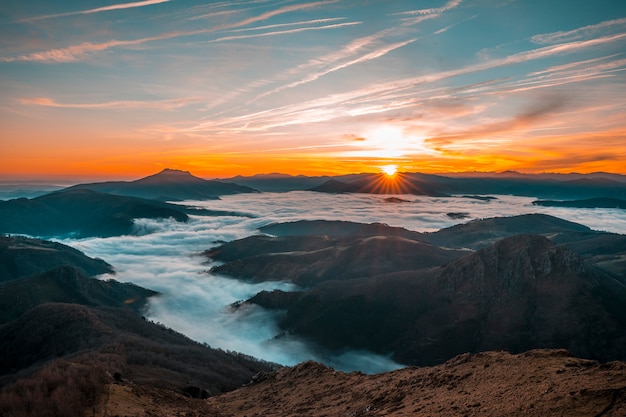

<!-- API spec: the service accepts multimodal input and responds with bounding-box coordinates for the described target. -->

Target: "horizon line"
[1,168,625,185]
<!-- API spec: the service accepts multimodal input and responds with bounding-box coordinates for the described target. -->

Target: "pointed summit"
[63,168,258,201]
[133,168,206,185]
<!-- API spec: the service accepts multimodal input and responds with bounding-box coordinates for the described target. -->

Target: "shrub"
[0,359,108,417]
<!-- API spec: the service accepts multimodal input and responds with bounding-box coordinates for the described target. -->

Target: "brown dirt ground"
[96,349,626,417]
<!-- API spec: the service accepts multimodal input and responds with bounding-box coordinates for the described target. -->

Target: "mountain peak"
[438,234,587,294]
[158,168,192,175]
[134,168,206,185]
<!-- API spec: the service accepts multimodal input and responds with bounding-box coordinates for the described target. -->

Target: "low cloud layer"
[61,192,626,373]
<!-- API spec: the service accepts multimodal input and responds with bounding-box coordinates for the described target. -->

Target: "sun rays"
[381,164,397,176]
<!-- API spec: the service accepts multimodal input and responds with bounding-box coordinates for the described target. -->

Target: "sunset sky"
[1,0,625,180]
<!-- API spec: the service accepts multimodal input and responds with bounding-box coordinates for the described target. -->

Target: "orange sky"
[1,0,625,181]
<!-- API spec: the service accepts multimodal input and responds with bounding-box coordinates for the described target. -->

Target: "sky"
[1,0,625,180]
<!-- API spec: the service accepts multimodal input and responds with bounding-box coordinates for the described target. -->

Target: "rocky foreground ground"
[96,349,626,417]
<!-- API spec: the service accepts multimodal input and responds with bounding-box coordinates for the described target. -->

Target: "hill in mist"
[0,266,156,323]
[259,214,626,278]
[209,215,626,366]
[0,235,113,282]
[0,236,278,416]
[533,197,626,209]
[64,168,258,201]
[209,234,467,286]
[0,188,190,238]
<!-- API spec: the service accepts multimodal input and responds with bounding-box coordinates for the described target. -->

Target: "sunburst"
[381,164,397,177]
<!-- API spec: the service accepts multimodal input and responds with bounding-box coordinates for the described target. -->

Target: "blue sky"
[1,0,625,179]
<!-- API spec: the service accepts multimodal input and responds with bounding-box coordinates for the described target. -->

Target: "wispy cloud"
[201,28,398,110]
[281,30,392,76]
[392,0,463,25]
[188,9,240,21]
[208,21,360,43]
[391,0,463,17]
[492,33,626,67]
[233,0,463,102]
[426,94,568,146]
[20,0,170,22]
[19,97,200,110]
[527,54,621,76]
[531,17,626,44]
[255,38,417,99]
[211,0,340,32]
[3,0,340,64]
[187,27,626,138]
[227,17,347,33]
[391,32,626,90]
[434,14,477,35]
[0,30,205,63]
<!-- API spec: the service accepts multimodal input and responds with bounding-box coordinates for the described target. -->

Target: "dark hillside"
[422,213,591,249]
[259,219,424,240]
[422,214,626,278]
[247,235,626,366]
[209,234,466,286]
[0,188,188,238]
[0,235,113,282]
[0,303,276,395]
[257,216,626,278]
[0,266,155,323]
[0,234,277,416]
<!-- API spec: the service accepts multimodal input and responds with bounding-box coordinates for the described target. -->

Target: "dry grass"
[0,358,108,417]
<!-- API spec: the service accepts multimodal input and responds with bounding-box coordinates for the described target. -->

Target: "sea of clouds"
[61,191,626,373]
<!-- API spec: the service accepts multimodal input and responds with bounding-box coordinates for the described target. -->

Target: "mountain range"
[222,171,626,199]
[64,168,258,201]
[208,214,626,366]
[1,214,625,415]
[4,169,626,201]
[309,173,450,196]
[2,168,626,416]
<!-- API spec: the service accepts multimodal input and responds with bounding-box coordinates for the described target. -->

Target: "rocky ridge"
[93,349,626,417]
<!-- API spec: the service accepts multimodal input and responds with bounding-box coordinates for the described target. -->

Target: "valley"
[1,170,626,416]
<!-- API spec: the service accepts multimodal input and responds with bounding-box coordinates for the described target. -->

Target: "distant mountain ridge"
[0,188,189,238]
[533,197,626,209]
[310,173,450,196]
[64,168,258,201]
[220,171,626,198]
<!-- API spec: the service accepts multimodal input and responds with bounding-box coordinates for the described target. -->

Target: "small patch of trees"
[0,359,108,417]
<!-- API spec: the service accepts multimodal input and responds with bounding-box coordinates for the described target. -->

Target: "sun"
[381,164,397,177]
